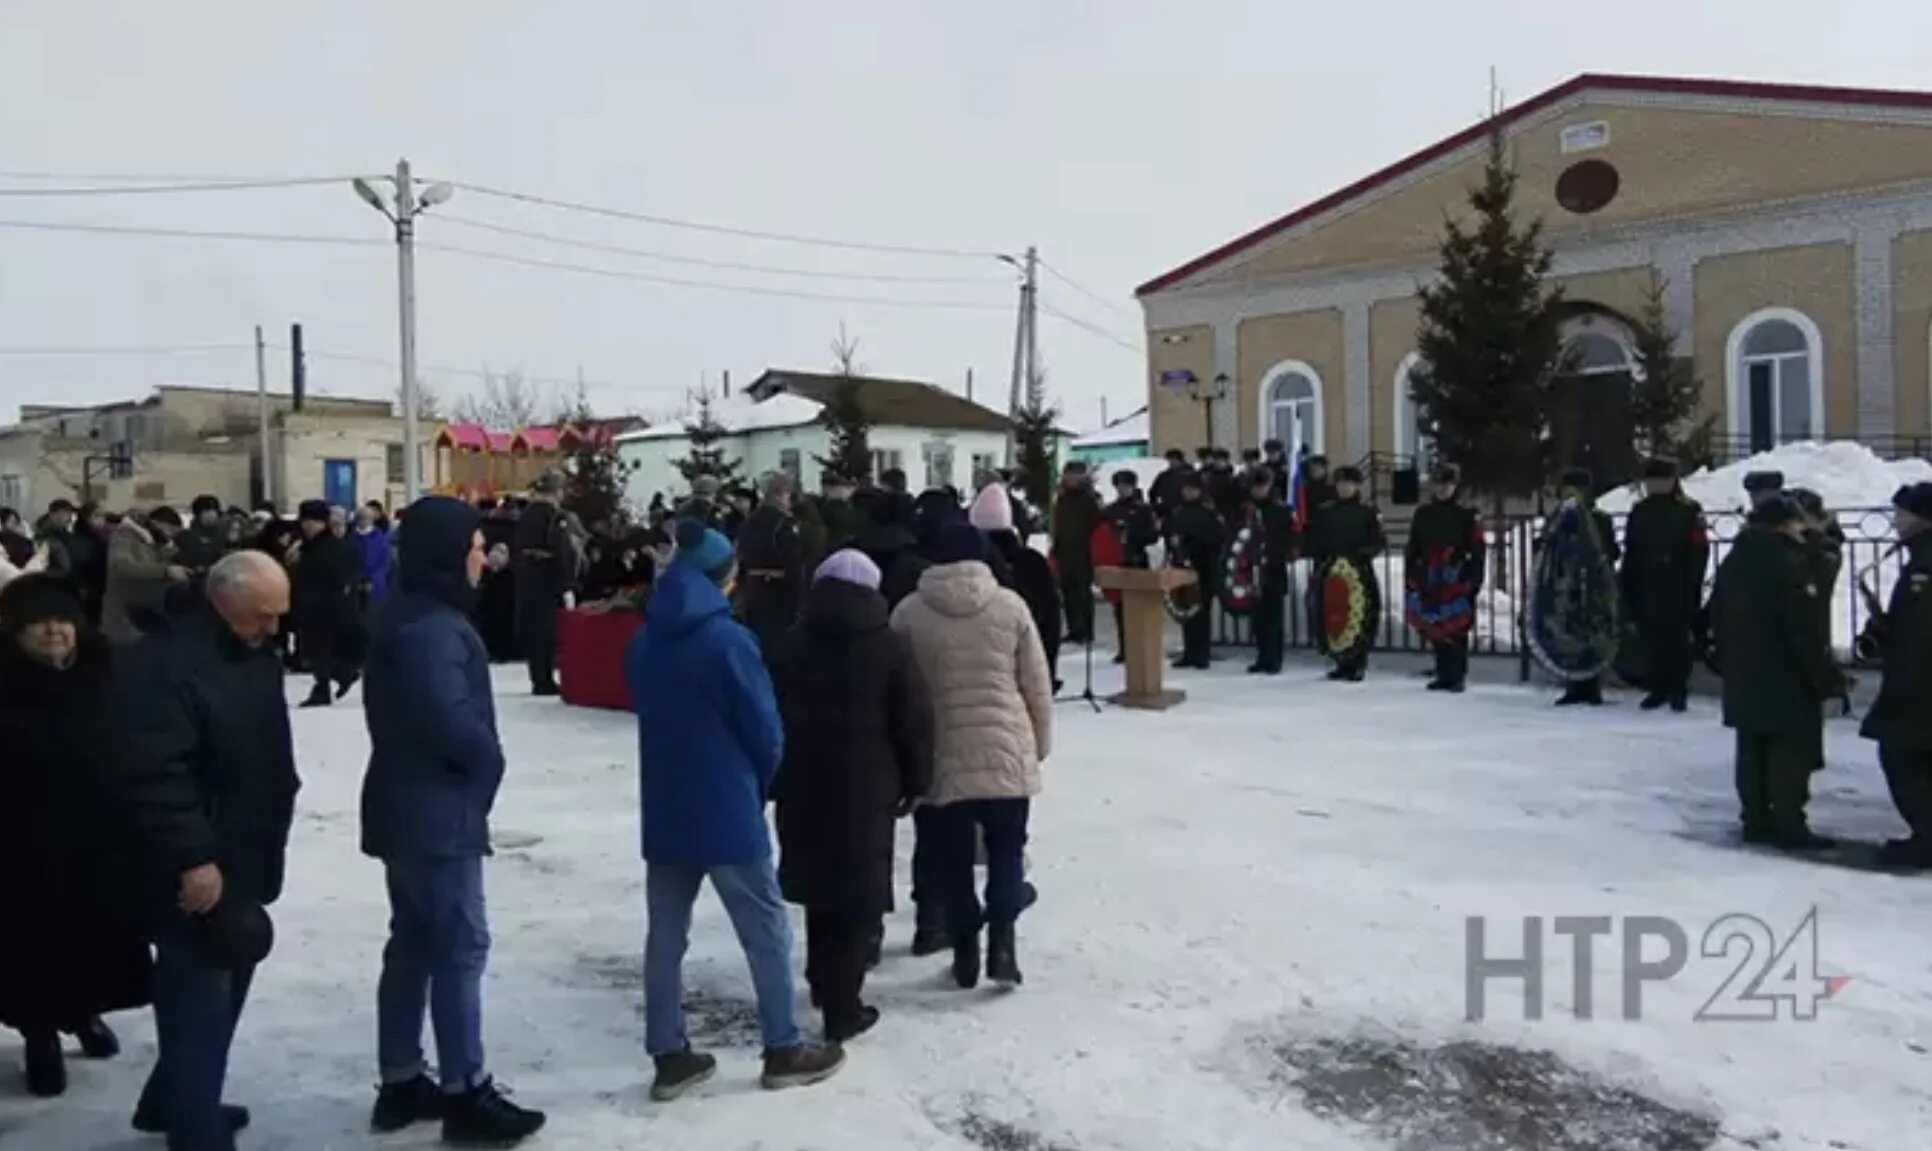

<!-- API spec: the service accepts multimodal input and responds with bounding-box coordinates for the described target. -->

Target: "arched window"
[1259,360,1324,462]
[1562,330,1636,376]
[1393,351,1432,469]
[1726,308,1823,453]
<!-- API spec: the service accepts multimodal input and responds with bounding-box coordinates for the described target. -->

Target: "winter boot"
[1875,837,1932,870]
[910,905,951,957]
[1769,826,1835,853]
[952,928,982,990]
[298,683,333,708]
[1324,666,1349,681]
[760,1043,846,1091]
[824,1004,881,1044]
[1553,683,1600,706]
[1639,692,1667,711]
[23,1032,65,1098]
[131,1102,251,1134]
[650,1047,718,1102]
[334,671,361,700]
[441,1078,546,1146]
[71,1015,119,1059]
[370,1074,446,1132]
[1669,693,1689,713]
[986,923,1023,987]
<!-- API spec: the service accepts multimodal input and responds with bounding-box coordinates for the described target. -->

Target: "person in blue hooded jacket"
[626,518,845,1102]
[358,495,546,1145]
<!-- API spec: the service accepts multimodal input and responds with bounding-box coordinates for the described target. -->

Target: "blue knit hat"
[931,521,989,566]
[672,518,735,583]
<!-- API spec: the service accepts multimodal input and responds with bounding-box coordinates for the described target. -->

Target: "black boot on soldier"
[910,904,951,957]
[986,923,1023,987]
[952,929,981,990]
[24,1032,65,1097]
[71,1015,120,1059]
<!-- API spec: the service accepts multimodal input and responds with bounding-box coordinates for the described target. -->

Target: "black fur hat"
[1742,470,1785,494]
[1247,466,1275,490]
[1333,465,1364,484]
[1892,482,1932,521]
[1429,463,1460,485]
[1748,493,1802,528]
[1642,457,1678,481]
[1560,466,1594,490]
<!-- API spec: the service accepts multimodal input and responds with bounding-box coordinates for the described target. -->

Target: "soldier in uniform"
[1404,463,1484,692]
[1619,458,1710,712]
[1306,465,1385,682]
[1241,467,1296,675]
[1743,469,1785,510]
[1104,469,1159,665]
[1049,462,1103,645]
[1163,469,1222,671]
[1859,482,1932,868]
[814,469,866,558]
[735,470,806,655]
[513,472,579,696]
[1148,449,1191,526]
[1712,494,1840,850]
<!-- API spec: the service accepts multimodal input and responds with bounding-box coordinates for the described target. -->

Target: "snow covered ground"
[7,659,1932,1150]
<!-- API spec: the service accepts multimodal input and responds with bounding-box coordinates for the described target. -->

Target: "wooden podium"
[1096,566,1195,711]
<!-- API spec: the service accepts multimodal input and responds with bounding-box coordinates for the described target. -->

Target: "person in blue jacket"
[627,518,846,1102]
[358,495,545,1146]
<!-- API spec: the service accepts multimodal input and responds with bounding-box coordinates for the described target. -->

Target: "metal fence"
[1211,506,1903,677]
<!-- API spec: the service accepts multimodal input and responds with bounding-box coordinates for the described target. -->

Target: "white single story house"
[618,369,1016,505]
[1068,406,1151,465]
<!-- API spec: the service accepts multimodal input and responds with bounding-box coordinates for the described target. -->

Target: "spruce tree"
[1410,133,1566,511]
[1629,274,1716,470]
[1012,367,1057,512]
[558,387,633,526]
[672,390,742,486]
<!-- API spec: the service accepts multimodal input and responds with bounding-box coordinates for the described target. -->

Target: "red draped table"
[555,607,644,711]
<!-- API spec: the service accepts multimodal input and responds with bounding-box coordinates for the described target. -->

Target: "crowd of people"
[6,442,1932,1150]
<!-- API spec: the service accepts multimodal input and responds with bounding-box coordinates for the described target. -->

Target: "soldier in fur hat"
[1619,457,1710,711]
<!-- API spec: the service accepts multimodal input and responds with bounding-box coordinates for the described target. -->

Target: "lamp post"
[353,159,454,504]
[1191,371,1230,449]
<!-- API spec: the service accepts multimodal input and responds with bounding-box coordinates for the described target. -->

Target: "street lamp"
[1191,371,1230,449]
[353,159,454,504]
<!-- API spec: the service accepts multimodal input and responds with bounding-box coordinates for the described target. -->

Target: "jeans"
[137,913,256,1151]
[377,857,489,1093]
[644,861,800,1055]
[928,799,1031,938]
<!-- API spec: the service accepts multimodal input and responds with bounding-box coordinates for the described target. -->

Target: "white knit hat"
[813,548,882,591]
[968,483,1014,532]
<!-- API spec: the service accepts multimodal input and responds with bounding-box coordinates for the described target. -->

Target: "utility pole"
[353,159,452,504]
[1002,245,1038,463]
[254,324,272,508]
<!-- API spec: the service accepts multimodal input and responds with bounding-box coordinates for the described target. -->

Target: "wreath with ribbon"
[1217,513,1262,617]
[1316,555,1380,662]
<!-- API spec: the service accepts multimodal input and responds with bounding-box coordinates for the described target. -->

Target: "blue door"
[322,458,358,509]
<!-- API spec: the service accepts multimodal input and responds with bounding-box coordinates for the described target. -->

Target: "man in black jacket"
[1620,459,1709,712]
[1147,449,1191,525]
[1050,462,1103,645]
[118,551,298,1151]
[291,500,364,708]
[1405,464,1485,692]
[1164,470,1223,670]
[1861,482,1932,867]
[736,470,806,654]
[1243,468,1296,674]
[512,473,577,696]
[1307,465,1386,682]
[1105,469,1159,665]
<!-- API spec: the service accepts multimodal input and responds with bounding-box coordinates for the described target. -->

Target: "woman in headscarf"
[0,575,151,1095]
[769,550,932,1042]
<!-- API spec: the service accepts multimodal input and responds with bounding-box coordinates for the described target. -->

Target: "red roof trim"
[1134,72,1932,299]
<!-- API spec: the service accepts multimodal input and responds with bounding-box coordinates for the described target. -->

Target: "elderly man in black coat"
[512,474,577,696]
[769,549,933,1042]
[117,550,298,1151]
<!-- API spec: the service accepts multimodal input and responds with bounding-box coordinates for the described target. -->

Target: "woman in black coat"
[768,550,933,1043]
[0,575,152,1096]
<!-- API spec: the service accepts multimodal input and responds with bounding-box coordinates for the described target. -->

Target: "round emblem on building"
[1555,159,1620,215]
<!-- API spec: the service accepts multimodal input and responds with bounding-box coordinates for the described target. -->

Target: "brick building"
[1137,73,1932,493]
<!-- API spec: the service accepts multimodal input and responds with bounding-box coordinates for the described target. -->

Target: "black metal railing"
[1705,433,1932,467]
[1212,506,1903,677]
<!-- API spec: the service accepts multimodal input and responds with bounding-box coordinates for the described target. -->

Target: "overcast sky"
[3,1,1928,432]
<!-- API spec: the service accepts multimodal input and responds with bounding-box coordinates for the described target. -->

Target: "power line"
[0,342,254,356]
[418,240,1012,311]
[434,213,1005,285]
[1038,299,1144,356]
[263,343,685,393]
[0,175,355,197]
[443,179,1003,260]
[1039,258,1135,320]
[0,217,382,246]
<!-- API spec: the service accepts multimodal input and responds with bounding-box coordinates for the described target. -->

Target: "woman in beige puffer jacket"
[889,521,1051,989]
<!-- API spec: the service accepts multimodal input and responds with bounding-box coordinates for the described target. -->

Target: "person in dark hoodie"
[770,550,933,1042]
[291,499,364,707]
[855,488,928,611]
[970,482,1061,693]
[358,496,546,1144]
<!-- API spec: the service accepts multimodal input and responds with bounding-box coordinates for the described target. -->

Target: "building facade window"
[0,474,22,508]
[971,452,998,482]
[870,448,904,479]
[1257,360,1323,462]
[1726,308,1824,454]
[779,448,801,478]
[922,442,955,490]
[385,443,405,482]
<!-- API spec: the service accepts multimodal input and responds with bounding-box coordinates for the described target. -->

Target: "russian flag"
[1288,452,1309,531]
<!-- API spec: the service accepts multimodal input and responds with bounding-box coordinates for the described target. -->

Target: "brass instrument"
[1852,543,1903,664]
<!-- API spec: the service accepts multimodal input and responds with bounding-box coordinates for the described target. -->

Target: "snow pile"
[617,391,822,442]
[1599,441,1932,514]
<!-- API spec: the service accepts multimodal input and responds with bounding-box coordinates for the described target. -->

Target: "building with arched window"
[1137,73,1932,498]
